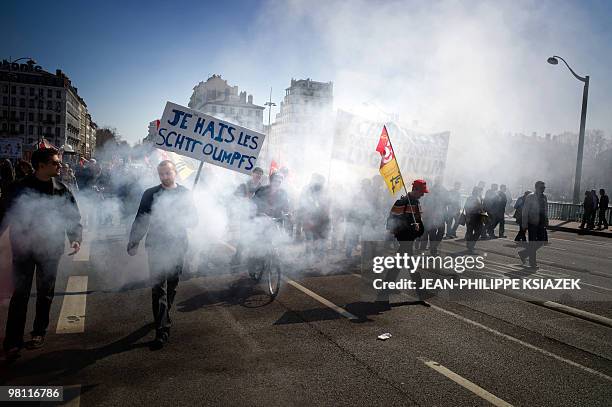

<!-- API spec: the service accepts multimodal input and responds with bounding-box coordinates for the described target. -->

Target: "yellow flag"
[376,126,405,195]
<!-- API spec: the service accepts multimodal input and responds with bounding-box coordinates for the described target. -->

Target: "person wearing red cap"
[382,179,430,307]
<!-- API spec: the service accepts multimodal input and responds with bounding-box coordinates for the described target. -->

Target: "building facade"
[188,74,264,132]
[266,78,333,176]
[0,59,96,161]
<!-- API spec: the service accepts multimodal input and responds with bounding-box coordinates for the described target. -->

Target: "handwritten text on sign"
[156,101,265,174]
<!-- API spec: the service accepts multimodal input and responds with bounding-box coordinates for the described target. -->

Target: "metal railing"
[548,201,611,224]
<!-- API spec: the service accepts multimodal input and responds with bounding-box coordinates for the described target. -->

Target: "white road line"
[285,278,358,320]
[429,304,612,383]
[418,358,513,407]
[56,276,88,334]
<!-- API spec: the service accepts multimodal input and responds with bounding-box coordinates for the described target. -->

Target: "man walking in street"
[1,148,82,361]
[579,191,595,230]
[445,182,462,238]
[382,179,430,307]
[598,189,609,230]
[519,181,548,269]
[127,160,197,349]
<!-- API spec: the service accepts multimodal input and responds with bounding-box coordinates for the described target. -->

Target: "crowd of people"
[0,147,611,359]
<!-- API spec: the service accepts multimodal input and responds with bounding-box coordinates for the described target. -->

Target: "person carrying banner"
[127,160,197,349]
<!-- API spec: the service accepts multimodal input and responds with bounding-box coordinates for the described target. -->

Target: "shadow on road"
[0,323,154,385]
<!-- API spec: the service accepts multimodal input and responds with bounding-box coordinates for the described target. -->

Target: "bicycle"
[245,214,287,299]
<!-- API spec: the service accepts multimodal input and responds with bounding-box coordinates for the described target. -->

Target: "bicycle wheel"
[266,255,282,298]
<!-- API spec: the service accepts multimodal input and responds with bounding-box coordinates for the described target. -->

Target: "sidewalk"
[507,218,612,238]
[546,219,612,238]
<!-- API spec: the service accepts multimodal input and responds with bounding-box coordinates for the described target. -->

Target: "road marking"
[285,278,358,320]
[56,276,88,334]
[418,358,513,407]
[429,303,612,383]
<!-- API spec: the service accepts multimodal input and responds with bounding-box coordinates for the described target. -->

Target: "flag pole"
[385,124,417,225]
[193,161,204,189]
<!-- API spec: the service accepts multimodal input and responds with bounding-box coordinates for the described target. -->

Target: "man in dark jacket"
[1,148,82,360]
[381,179,430,307]
[579,191,595,230]
[127,160,197,349]
[598,189,609,229]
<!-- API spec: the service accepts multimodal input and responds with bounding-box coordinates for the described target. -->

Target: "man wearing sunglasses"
[0,148,82,361]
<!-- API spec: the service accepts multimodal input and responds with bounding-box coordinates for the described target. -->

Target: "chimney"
[56,69,63,77]
[248,94,253,104]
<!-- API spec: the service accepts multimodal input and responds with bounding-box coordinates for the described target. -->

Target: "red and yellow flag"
[376,125,404,195]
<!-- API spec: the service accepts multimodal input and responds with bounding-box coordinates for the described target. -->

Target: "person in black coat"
[598,189,609,229]
[1,148,82,360]
[127,160,197,349]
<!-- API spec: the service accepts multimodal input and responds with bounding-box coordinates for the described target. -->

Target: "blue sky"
[4,0,612,144]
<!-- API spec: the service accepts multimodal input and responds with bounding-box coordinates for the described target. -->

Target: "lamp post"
[547,55,589,204]
[264,87,276,162]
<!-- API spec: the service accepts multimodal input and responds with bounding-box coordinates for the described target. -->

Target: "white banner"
[0,138,23,159]
[332,110,450,182]
[153,102,265,175]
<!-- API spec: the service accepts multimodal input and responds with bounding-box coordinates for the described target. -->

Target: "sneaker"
[25,335,45,350]
[151,331,168,350]
[518,251,528,265]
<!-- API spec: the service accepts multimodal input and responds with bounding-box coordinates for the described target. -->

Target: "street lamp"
[547,55,589,204]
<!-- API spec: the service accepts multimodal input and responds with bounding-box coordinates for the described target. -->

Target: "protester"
[579,190,595,230]
[252,172,291,219]
[299,173,331,258]
[483,183,499,238]
[590,190,599,229]
[598,189,609,230]
[1,148,82,361]
[59,163,78,191]
[234,167,263,199]
[519,181,548,268]
[464,186,485,253]
[445,182,462,238]
[0,159,15,199]
[419,181,447,255]
[383,179,429,306]
[497,184,509,238]
[14,159,33,182]
[127,160,197,349]
[513,190,531,242]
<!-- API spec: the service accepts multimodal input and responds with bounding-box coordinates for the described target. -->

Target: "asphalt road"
[0,222,611,406]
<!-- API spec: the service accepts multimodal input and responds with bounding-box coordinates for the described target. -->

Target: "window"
[47,101,52,109]
[46,126,51,134]
[20,98,25,108]
[1,123,5,131]
[47,89,52,98]
[19,112,24,120]
[2,96,7,106]
[10,124,15,132]
[29,99,34,108]
[38,113,43,121]
[38,126,42,135]
[55,127,60,137]
[28,113,33,121]
[11,97,16,106]
[11,86,16,94]
[29,125,33,135]
[47,114,52,122]
[39,89,43,96]
[56,90,61,99]
[30,88,34,96]
[1,85,7,93]
[38,100,43,109]
[56,114,60,123]
[20,87,25,95]
[19,124,24,133]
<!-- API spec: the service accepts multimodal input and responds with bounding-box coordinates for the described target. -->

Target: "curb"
[546,225,612,238]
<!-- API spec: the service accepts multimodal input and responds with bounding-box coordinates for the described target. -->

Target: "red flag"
[376,125,396,168]
[269,159,280,176]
